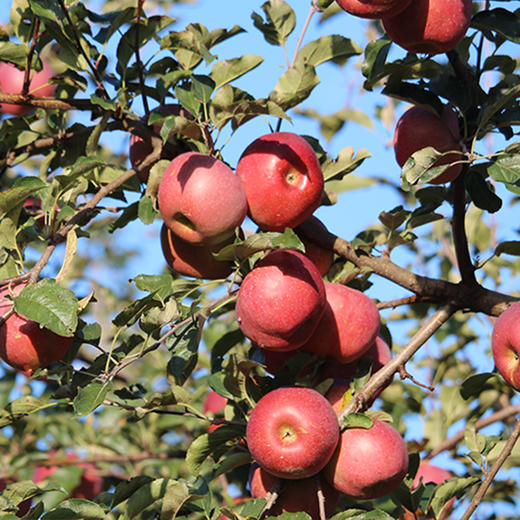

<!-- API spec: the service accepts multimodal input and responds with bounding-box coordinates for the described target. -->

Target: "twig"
[22,19,41,95]
[261,478,281,518]
[135,0,150,117]
[314,475,326,520]
[398,365,435,392]
[377,295,432,309]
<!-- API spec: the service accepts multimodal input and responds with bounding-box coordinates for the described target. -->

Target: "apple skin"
[0,284,73,376]
[236,132,324,231]
[302,282,380,364]
[294,216,334,277]
[382,0,473,55]
[248,464,340,520]
[324,419,409,500]
[337,0,412,19]
[0,60,55,116]
[236,250,326,351]
[246,387,340,479]
[491,302,520,391]
[158,152,247,246]
[203,390,228,433]
[393,105,463,185]
[160,223,234,280]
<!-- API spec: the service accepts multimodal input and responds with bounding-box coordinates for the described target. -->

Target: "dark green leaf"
[73,382,112,416]
[269,61,319,110]
[210,55,264,89]
[191,74,215,104]
[361,38,391,87]
[0,176,46,221]
[297,35,361,67]
[495,241,520,257]
[174,85,201,117]
[429,477,480,518]
[0,41,28,67]
[137,195,159,225]
[251,0,296,46]
[379,206,408,231]
[460,373,501,400]
[0,396,51,427]
[340,412,373,430]
[465,169,502,213]
[471,8,520,44]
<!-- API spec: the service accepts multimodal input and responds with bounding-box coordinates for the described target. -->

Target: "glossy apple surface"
[393,105,463,185]
[236,250,326,351]
[324,419,409,499]
[236,132,324,231]
[382,0,473,55]
[337,0,412,19]
[492,302,520,390]
[0,284,73,375]
[303,282,380,363]
[0,60,55,116]
[246,387,340,479]
[158,152,247,245]
[249,463,340,520]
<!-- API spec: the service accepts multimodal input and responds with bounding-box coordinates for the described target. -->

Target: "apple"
[382,0,473,55]
[303,282,380,364]
[236,132,324,231]
[246,387,340,479]
[294,216,334,277]
[0,59,55,116]
[248,463,340,520]
[0,283,73,376]
[324,419,409,500]
[129,103,209,182]
[393,105,463,185]
[203,390,228,433]
[337,0,412,19]
[160,223,235,280]
[158,152,247,245]
[236,249,326,351]
[491,301,520,391]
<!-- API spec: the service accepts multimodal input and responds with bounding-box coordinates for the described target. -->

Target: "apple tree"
[1,0,520,519]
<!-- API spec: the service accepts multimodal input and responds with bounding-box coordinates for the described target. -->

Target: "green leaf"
[28,0,61,20]
[137,195,159,225]
[330,510,395,520]
[471,8,520,44]
[174,85,201,117]
[495,241,520,257]
[251,0,296,46]
[361,38,391,87]
[269,61,319,110]
[460,373,501,400]
[340,413,373,430]
[401,146,450,189]
[0,176,46,221]
[41,498,108,519]
[0,41,28,67]
[487,154,520,185]
[191,74,215,104]
[297,35,361,67]
[0,396,52,427]
[429,477,479,518]
[322,147,371,182]
[73,382,112,416]
[465,169,502,213]
[210,55,264,89]
[14,279,79,337]
[379,206,408,231]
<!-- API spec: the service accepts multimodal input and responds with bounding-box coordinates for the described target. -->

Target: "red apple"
[294,216,334,277]
[203,390,228,433]
[236,132,324,231]
[246,387,340,479]
[0,60,55,116]
[303,282,380,364]
[236,250,326,351]
[0,283,73,375]
[491,301,520,391]
[160,223,235,280]
[393,105,463,185]
[382,0,473,55]
[337,0,412,19]
[158,152,247,245]
[324,419,409,500]
[248,464,340,520]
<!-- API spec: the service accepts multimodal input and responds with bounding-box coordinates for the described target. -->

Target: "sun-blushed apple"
[158,152,247,245]
[382,0,473,55]
[248,463,340,520]
[295,216,334,276]
[303,282,380,363]
[324,419,409,499]
[0,60,55,116]
[236,249,326,351]
[393,105,463,185]
[160,224,234,280]
[236,132,324,231]
[246,387,340,479]
[337,0,412,19]
[0,283,73,375]
[492,301,520,391]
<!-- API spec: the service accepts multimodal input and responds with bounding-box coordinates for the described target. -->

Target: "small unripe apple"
[158,152,247,245]
[0,284,73,375]
[324,419,409,499]
[491,302,520,391]
[248,464,340,520]
[160,224,234,280]
[246,387,340,479]
[382,0,473,55]
[303,282,380,363]
[236,132,324,231]
[393,105,463,185]
[337,0,412,19]
[236,249,326,351]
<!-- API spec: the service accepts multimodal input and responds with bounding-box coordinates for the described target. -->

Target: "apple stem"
[261,478,281,518]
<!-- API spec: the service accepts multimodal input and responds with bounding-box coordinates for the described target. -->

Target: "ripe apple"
[0,60,55,116]
[158,152,247,245]
[393,105,463,185]
[248,464,340,520]
[203,390,228,433]
[246,387,340,479]
[324,419,409,499]
[160,223,235,280]
[491,301,520,391]
[337,0,412,19]
[236,132,324,231]
[382,0,473,55]
[0,284,73,375]
[236,249,326,351]
[303,282,380,364]
[294,216,334,277]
